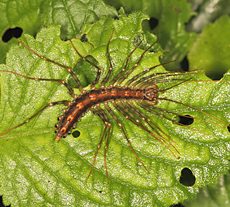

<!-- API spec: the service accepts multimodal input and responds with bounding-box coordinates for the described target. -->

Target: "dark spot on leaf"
[2,27,23,42]
[170,203,185,207]
[205,68,227,80]
[72,130,80,138]
[80,34,88,42]
[180,168,196,186]
[99,190,102,193]
[178,115,194,125]
[180,56,189,71]
[149,17,159,30]
[227,125,230,132]
[0,195,11,207]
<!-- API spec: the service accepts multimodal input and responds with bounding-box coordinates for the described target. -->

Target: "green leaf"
[189,15,230,80]
[0,0,44,63]
[104,0,197,70]
[40,0,118,39]
[185,172,230,207]
[0,0,117,63]
[0,13,229,207]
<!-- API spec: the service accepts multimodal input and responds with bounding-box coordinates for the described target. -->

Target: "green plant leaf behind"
[189,15,230,80]
[0,0,117,64]
[104,0,197,71]
[0,13,229,207]
[40,0,118,40]
[184,172,230,207]
[0,0,45,63]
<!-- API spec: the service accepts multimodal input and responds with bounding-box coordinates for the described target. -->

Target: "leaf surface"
[185,172,230,207]
[189,15,230,80]
[0,13,229,207]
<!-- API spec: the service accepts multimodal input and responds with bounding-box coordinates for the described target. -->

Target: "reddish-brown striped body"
[55,85,158,140]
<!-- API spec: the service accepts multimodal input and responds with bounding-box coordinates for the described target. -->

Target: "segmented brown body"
[55,85,158,140]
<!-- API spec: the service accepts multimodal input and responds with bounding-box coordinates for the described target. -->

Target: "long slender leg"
[139,102,190,125]
[18,40,83,91]
[0,70,75,97]
[115,42,157,85]
[101,33,114,85]
[104,103,149,172]
[69,40,104,87]
[86,108,112,178]
[131,71,195,87]
[0,100,70,137]
[108,40,142,85]
[114,101,180,159]
[158,97,229,129]
[127,60,176,86]
[103,118,113,177]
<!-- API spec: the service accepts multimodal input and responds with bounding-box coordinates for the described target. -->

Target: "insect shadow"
[0,30,229,178]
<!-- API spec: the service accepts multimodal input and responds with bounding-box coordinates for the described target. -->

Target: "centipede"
[0,27,229,179]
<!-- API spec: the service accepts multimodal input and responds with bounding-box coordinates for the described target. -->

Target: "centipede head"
[144,84,158,104]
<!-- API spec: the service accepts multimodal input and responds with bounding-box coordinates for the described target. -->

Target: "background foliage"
[0,0,229,206]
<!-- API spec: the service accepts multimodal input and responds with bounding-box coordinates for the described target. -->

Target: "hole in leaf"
[99,190,102,193]
[0,195,11,207]
[72,130,80,138]
[227,125,230,132]
[2,27,23,42]
[178,115,194,125]
[180,167,196,186]
[80,34,88,42]
[149,17,159,30]
[180,56,189,71]
[205,68,227,80]
[170,203,185,207]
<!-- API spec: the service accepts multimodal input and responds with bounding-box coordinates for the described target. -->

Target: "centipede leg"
[101,32,114,85]
[115,41,157,85]
[0,100,70,137]
[127,60,176,86]
[69,40,103,86]
[0,70,75,97]
[139,102,191,125]
[131,71,194,88]
[18,40,83,91]
[104,103,149,172]
[87,108,112,178]
[109,40,142,85]
[114,101,180,159]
